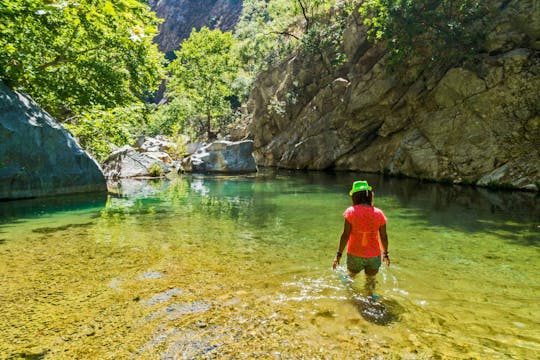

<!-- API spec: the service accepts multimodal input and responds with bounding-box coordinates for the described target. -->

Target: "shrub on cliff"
[234,0,354,76]
[359,0,489,71]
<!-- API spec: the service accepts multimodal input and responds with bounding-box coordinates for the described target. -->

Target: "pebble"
[196,320,207,328]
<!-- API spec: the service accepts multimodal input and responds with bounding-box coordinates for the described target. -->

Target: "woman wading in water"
[332,180,390,296]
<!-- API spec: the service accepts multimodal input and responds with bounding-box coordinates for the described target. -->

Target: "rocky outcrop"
[149,0,243,54]
[245,0,540,190]
[133,135,179,165]
[102,146,170,179]
[0,83,107,200]
[181,140,257,173]
[133,135,175,153]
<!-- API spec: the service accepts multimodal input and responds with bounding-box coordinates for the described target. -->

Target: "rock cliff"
[245,0,540,190]
[0,83,107,200]
[149,0,243,55]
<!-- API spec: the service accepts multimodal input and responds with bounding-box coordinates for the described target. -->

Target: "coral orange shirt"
[343,205,387,258]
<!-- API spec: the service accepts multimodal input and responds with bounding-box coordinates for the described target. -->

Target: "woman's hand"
[332,255,341,270]
[382,253,390,267]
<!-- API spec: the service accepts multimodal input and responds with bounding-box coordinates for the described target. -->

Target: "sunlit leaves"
[0,0,165,119]
[64,105,153,162]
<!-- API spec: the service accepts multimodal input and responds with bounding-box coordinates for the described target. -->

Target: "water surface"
[1,170,538,359]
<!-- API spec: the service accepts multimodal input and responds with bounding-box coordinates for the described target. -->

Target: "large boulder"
[181,140,258,173]
[102,146,170,179]
[0,83,106,200]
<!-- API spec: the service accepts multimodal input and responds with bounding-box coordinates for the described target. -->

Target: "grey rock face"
[150,0,243,54]
[0,83,106,200]
[101,146,170,179]
[182,140,257,173]
[245,0,540,190]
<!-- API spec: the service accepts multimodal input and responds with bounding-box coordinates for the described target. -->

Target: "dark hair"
[352,190,373,206]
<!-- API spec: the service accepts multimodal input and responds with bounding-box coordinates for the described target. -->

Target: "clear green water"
[0,170,538,359]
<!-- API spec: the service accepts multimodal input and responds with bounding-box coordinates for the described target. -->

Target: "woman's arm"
[333,219,351,269]
[379,224,390,266]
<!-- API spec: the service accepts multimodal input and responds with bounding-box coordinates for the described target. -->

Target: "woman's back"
[344,205,386,257]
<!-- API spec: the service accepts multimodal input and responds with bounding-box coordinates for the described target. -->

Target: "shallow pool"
[0,170,538,359]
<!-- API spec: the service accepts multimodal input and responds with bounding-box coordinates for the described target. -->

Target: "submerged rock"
[0,82,106,200]
[142,288,184,306]
[181,140,257,174]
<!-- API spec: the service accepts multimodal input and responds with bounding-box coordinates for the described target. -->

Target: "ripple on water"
[276,276,345,303]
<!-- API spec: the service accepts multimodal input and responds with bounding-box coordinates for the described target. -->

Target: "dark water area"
[0,192,107,221]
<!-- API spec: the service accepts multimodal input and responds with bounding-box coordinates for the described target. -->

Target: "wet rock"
[196,320,208,328]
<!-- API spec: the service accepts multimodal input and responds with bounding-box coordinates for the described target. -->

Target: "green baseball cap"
[349,180,372,196]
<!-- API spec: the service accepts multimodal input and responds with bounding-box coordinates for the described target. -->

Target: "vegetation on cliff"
[245,0,539,189]
[235,0,354,76]
[359,0,488,70]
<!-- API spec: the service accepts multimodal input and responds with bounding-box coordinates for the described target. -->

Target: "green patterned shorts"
[346,253,381,273]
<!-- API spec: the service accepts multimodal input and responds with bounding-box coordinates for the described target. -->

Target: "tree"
[64,105,153,162]
[0,0,164,119]
[234,0,354,78]
[167,27,240,140]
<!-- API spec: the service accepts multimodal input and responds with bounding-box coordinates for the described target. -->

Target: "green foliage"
[64,105,151,162]
[148,163,164,177]
[0,0,165,119]
[299,12,350,69]
[147,97,197,138]
[166,27,240,140]
[166,124,189,160]
[234,0,283,75]
[359,0,488,70]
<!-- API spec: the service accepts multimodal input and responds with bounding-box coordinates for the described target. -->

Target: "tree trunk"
[206,109,212,140]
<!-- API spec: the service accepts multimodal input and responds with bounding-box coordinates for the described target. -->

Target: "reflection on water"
[0,169,538,359]
[0,192,107,221]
